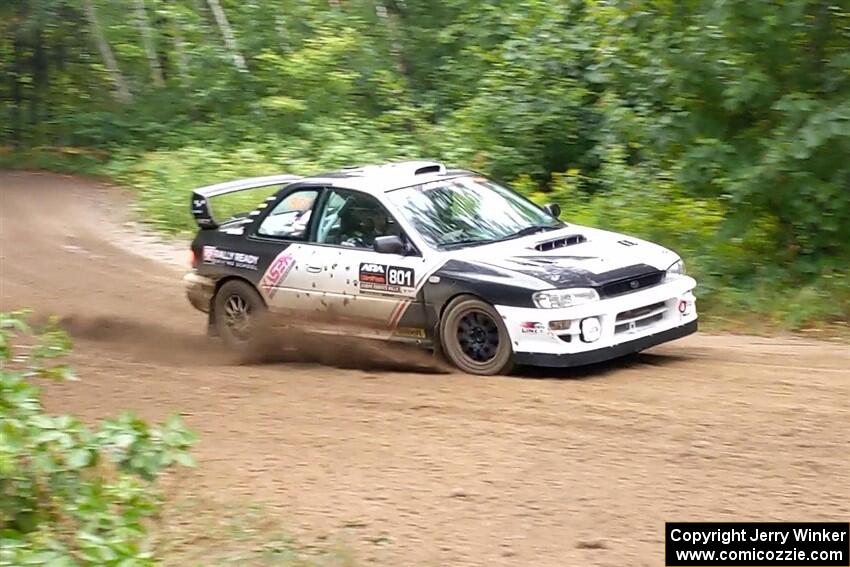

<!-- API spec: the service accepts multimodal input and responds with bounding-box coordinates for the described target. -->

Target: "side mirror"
[374,235,406,255]
[543,203,561,219]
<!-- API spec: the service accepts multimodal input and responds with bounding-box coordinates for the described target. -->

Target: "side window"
[315,190,348,243]
[316,189,402,249]
[257,189,319,239]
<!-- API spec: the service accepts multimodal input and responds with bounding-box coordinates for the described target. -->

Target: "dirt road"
[2,171,848,566]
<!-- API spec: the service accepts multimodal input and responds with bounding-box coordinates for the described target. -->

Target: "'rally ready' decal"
[359,263,415,296]
[260,252,296,299]
[202,246,259,270]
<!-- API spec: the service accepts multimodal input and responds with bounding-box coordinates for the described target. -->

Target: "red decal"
[360,273,386,284]
[260,252,296,298]
[387,300,411,330]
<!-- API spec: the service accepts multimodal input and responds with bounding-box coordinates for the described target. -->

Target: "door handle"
[306,265,323,273]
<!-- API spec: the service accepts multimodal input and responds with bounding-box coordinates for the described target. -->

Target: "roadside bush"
[0,311,196,566]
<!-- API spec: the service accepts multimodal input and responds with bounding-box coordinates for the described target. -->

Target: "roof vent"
[414,163,444,175]
[534,234,587,252]
[387,160,446,176]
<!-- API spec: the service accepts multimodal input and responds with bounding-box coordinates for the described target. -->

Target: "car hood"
[448,224,680,289]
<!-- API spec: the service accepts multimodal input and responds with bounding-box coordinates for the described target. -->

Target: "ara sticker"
[358,263,415,295]
[260,251,296,298]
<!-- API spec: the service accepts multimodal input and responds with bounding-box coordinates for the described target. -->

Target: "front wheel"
[213,280,267,350]
[439,296,514,376]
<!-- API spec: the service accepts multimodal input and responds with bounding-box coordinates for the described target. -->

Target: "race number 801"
[387,267,414,287]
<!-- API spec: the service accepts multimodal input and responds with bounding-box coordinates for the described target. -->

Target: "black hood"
[485,256,664,294]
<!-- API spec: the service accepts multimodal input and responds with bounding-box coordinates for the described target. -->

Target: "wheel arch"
[438,291,489,321]
[213,275,266,305]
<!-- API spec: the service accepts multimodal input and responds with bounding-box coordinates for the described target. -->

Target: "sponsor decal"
[358,263,415,295]
[395,327,426,339]
[192,197,214,227]
[520,321,545,335]
[201,246,259,270]
[260,251,296,299]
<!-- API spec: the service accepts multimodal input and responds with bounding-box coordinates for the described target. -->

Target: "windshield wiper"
[497,224,560,242]
[439,225,559,249]
[439,238,496,250]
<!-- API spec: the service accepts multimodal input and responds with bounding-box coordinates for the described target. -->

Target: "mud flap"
[207,306,219,337]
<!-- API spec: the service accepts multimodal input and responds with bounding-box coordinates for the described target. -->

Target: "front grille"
[614,300,668,334]
[616,301,666,321]
[600,270,664,298]
[615,312,664,334]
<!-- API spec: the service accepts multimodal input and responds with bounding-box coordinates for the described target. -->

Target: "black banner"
[666,522,849,566]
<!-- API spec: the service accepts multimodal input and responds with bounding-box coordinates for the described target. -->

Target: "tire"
[439,295,514,376]
[213,280,267,351]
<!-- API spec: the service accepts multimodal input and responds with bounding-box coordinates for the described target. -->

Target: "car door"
[247,185,331,315]
[298,188,432,339]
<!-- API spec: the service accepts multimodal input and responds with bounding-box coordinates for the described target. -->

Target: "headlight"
[666,259,686,279]
[533,288,599,309]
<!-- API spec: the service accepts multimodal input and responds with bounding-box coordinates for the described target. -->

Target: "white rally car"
[184,160,697,375]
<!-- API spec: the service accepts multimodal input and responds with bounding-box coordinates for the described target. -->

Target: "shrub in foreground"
[0,311,196,566]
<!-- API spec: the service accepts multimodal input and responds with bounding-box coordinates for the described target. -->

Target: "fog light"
[548,319,572,331]
[678,299,691,315]
[580,317,602,343]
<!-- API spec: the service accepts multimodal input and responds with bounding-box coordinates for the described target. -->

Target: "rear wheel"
[213,280,266,350]
[439,296,514,376]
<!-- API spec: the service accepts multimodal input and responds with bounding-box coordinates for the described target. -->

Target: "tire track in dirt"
[2,171,849,567]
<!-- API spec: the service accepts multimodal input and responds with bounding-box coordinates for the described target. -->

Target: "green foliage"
[592,0,850,264]
[2,0,849,329]
[0,311,196,566]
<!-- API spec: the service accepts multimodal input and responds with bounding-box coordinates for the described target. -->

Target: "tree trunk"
[82,0,132,103]
[11,26,24,147]
[134,0,164,86]
[172,20,190,81]
[30,24,49,145]
[377,1,408,77]
[275,15,287,46]
[205,0,246,71]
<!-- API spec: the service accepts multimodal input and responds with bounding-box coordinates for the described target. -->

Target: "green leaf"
[66,448,93,469]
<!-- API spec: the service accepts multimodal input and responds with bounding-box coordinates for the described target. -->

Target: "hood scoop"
[534,234,587,252]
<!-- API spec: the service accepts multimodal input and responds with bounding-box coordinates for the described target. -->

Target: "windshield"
[386,175,562,248]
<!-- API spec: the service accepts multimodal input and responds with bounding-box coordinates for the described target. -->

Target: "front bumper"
[183,271,215,313]
[514,319,697,367]
[495,275,698,367]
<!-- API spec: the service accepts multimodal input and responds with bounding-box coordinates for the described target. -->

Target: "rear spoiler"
[190,174,301,229]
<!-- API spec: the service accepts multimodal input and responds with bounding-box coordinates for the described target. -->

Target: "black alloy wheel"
[213,280,267,350]
[439,295,514,376]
